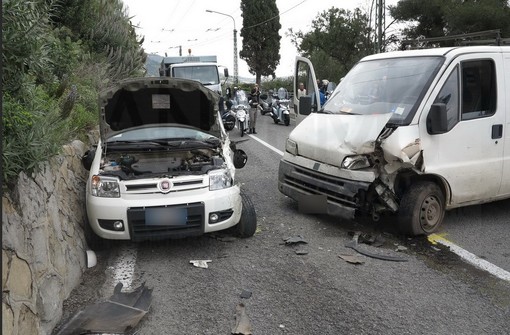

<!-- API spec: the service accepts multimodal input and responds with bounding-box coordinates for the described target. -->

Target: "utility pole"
[206,10,238,84]
[373,0,385,53]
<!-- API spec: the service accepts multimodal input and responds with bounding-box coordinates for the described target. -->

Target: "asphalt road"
[58,111,510,335]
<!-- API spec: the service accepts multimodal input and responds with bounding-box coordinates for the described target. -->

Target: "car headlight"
[285,139,298,155]
[341,155,370,170]
[209,169,233,191]
[91,175,120,197]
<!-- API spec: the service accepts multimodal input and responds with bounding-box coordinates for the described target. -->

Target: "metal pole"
[206,10,238,84]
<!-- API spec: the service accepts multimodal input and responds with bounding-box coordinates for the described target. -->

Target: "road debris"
[55,282,152,335]
[395,245,408,252]
[283,235,308,245]
[345,232,408,262]
[339,254,365,265]
[295,249,309,255]
[232,303,253,335]
[190,260,212,268]
[240,289,252,299]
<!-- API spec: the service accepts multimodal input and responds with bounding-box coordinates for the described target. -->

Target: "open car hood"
[99,77,219,141]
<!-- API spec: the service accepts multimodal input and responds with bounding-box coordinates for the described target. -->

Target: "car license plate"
[145,207,187,226]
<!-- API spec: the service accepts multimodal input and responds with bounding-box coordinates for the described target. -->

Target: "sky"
[121,0,400,78]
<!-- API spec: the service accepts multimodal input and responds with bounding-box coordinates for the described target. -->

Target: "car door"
[294,57,321,125]
[421,53,505,205]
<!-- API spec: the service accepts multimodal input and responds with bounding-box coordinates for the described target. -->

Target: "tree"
[288,7,374,82]
[389,0,510,46]
[240,0,281,84]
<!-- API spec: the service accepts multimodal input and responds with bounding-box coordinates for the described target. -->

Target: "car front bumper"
[86,185,242,241]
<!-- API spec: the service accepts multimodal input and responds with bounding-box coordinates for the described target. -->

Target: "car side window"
[434,66,459,131]
[461,60,496,120]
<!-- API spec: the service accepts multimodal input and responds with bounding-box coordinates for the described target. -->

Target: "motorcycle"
[233,90,250,137]
[258,93,272,115]
[219,96,236,131]
[269,87,291,126]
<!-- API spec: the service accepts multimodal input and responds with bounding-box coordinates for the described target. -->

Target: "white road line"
[429,234,510,282]
[249,134,285,156]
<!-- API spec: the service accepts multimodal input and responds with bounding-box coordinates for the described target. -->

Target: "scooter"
[233,90,250,137]
[219,96,236,131]
[269,87,291,126]
[258,93,272,115]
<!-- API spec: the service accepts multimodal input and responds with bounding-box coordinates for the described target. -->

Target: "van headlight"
[91,175,120,198]
[285,139,298,155]
[209,169,233,191]
[341,155,370,170]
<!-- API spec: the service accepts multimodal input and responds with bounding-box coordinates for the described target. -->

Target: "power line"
[244,0,307,29]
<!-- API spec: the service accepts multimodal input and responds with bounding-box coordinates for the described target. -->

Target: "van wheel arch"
[394,172,450,205]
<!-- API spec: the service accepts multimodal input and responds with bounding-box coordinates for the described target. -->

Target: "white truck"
[279,46,510,235]
[159,55,228,94]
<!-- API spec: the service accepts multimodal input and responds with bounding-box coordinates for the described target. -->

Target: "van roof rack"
[402,29,510,49]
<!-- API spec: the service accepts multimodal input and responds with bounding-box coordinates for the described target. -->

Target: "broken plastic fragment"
[232,303,253,335]
[55,282,152,335]
[240,289,252,299]
[295,250,309,255]
[283,235,308,245]
[339,254,365,264]
[190,260,212,268]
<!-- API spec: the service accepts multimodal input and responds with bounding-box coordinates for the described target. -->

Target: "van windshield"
[172,65,219,85]
[324,56,443,125]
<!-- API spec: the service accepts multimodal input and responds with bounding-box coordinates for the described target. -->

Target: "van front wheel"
[398,181,445,236]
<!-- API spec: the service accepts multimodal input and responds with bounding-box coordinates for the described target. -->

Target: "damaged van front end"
[280,54,448,235]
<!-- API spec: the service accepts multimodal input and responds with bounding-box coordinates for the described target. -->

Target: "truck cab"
[159,55,229,94]
[280,47,510,235]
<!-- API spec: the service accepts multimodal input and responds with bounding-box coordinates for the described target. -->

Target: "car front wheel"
[398,181,445,236]
[236,191,257,238]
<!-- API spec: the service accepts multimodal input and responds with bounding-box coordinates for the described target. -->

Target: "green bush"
[2,88,67,187]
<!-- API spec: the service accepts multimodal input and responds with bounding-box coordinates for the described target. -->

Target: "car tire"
[236,191,257,238]
[398,181,445,236]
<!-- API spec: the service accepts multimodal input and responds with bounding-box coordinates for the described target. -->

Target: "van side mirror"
[427,103,448,134]
[299,96,312,116]
[224,68,229,78]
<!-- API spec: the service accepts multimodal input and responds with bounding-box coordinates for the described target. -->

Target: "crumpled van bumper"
[278,159,372,219]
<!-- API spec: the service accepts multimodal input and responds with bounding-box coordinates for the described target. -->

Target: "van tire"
[236,191,257,238]
[398,181,445,236]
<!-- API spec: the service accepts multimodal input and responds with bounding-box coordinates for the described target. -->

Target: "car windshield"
[172,65,219,85]
[324,56,443,125]
[107,125,215,143]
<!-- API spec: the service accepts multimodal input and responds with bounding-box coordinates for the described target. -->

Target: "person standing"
[295,82,307,115]
[249,84,260,134]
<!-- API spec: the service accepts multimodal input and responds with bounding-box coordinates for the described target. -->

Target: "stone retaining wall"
[2,140,90,335]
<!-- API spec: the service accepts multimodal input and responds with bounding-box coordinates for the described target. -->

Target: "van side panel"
[498,52,510,196]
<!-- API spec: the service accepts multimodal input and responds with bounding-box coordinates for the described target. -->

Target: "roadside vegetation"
[2,0,145,188]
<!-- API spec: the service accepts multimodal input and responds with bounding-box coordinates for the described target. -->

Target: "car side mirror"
[427,103,448,134]
[299,96,312,116]
[233,149,247,169]
[81,149,95,171]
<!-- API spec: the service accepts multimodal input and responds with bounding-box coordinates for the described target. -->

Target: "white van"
[279,46,510,235]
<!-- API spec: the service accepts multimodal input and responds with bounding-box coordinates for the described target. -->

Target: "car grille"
[127,202,204,241]
[123,177,206,194]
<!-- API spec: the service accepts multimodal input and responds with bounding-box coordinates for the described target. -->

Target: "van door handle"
[492,124,503,139]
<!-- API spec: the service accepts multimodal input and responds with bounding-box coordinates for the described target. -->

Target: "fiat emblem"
[158,179,172,193]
